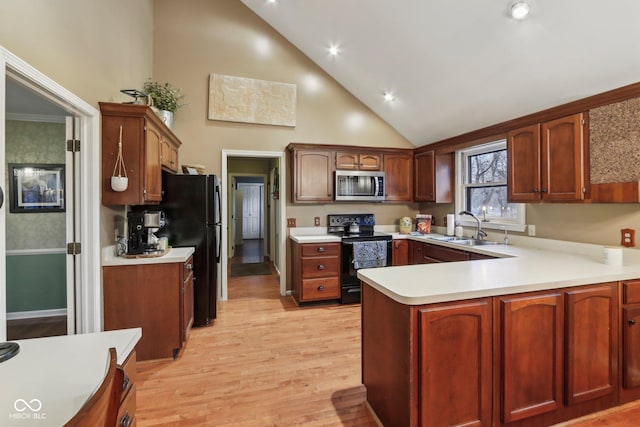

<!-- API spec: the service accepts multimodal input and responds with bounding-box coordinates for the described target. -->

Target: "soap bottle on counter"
[454,223,464,238]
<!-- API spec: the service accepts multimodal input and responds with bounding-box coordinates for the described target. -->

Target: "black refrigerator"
[144,172,221,326]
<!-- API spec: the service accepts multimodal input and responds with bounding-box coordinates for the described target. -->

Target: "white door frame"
[221,150,286,300]
[0,46,101,339]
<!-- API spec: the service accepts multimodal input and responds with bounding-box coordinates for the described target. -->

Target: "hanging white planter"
[111,125,129,192]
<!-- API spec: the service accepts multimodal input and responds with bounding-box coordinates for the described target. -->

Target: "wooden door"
[497,291,563,423]
[419,299,492,427]
[144,122,163,202]
[565,283,617,405]
[541,113,586,201]
[293,149,334,202]
[392,239,408,266]
[358,152,382,170]
[384,152,413,201]
[182,258,194,342]
[623,305,640,389]
[507,124,541,202]
[335,152,359,170]
[414,150,435,202]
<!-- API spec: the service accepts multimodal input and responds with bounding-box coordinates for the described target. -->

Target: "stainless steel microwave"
[335,170,385,202]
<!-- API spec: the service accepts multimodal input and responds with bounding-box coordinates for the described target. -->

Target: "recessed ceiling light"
[383,92,395,102]
[328,45,340,56]
[510,1,531,20]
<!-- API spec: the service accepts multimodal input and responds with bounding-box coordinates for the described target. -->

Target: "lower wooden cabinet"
[103,257,194,360]
[392,239,409,266]
[419,299,492,426]
[621,279,640,403]
[117,350,137,427]
[291,242,340,303]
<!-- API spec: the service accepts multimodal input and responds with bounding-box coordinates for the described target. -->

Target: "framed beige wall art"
[208,73,297,127]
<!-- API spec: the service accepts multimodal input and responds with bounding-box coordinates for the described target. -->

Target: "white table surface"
[0,328,141,426]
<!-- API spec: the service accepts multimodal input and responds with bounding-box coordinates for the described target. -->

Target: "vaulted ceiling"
[241,0,640,147]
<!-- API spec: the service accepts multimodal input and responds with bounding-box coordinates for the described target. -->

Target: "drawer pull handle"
[186,263,193,270]
[317,285,325,291]
[630,319,637,326]
[317,264,325,270]
[122,374,130,391]
[317,247,325,252]
[120,412,131,427]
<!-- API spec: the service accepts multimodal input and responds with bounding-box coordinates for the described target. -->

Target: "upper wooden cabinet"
[507,113,588,203]
[100,102,181,206]
[290,147,334,203]
[383,151,413,201]
[414,150,454,203]
[335,151,382,171]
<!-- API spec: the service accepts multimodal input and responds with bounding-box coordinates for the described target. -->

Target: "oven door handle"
[374,176,379,196]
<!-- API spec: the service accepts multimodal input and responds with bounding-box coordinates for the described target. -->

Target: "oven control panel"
[328,214,375,227]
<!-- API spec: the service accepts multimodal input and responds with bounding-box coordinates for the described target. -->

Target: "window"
[456,140,526,232]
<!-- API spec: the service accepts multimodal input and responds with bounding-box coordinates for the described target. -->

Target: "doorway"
[220,150,286,301]
[0,46,102,340]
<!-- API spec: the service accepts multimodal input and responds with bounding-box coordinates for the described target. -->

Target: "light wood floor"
[135,267,640,426]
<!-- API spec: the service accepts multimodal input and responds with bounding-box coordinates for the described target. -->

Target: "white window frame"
[455,140,526,232]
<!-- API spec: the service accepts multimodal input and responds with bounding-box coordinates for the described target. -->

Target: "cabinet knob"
[317,247,325,253]
[185,263,193,270]
[541,188,547,193]
[122,374,130,391]
[533,187,538,193]
[630,319,637,326]
[317,285,325,291]
[120,412,131,427]
[317,264,325,270]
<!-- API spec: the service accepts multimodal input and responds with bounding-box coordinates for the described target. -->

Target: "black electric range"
[327,214,393,303]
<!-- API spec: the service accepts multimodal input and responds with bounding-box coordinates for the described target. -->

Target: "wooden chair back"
[64,347,124,427]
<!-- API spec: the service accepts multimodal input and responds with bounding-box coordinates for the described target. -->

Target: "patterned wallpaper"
[5,120,67,250]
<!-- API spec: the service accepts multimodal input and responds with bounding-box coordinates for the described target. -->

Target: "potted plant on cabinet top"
[142,79,186,129]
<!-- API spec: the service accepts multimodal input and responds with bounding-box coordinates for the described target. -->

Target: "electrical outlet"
[621,228,636,247]
[528,224,536,236]
[314,217,320,226]
[287,218,296,228]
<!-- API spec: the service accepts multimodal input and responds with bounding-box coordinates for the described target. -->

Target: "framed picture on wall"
[8,163,65,213]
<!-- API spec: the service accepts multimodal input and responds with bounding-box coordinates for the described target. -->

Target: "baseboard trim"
[7,308,67,320]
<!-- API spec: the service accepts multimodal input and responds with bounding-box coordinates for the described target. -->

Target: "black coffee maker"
[127,210,165,255]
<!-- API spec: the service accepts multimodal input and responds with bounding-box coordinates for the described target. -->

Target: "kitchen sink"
[450,239,500,246]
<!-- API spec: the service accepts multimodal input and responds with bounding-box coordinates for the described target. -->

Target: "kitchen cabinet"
[621,279,640,403]
[103,256,194,360]
[392,239,409,266]
[418,299,492,427]
[495,291,564,423]
[507,113,588,202]
[118,350,137,427]
[409,240,487,264]
[289,147,334,203]
[291,242,340,303]
[336,151,382,171]
[100,102,182,206]
[414,150,454,202]
[384,151,413,201]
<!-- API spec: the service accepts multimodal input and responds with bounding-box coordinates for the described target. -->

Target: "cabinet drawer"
[301,243,340,257]
[117,383,136,427]
[301,257,340,278]
[301,277,340,301]
[120,351,137,401]
[183,256,194,279]
[423,244,469,262]
[623,280,640,304]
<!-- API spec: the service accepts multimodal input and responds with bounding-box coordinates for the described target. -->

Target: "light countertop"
[102,246,195,266]
[0,328,141,426]
[358,235,640,305]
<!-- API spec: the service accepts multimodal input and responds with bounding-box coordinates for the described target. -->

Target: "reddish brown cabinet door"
[507,124,541,202]
[623,305,640,389]
[541,113,587,202]
[497,291,563,423]
[565,283,618,405]
[292,149,334,202]
[181,257,195,342]
[144,122,163,203]
[384,152,413,201]
[414,150,435,201]
[419,299,492,427]
[392,239,409,266]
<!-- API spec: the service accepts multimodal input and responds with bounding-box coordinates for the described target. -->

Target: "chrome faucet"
[459,210,487,240]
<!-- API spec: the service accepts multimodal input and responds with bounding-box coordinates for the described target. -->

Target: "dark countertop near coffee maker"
[102,246,194,266]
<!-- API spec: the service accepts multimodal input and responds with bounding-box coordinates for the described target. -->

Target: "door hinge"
[67,139,81,152]
[67,242,82,255]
